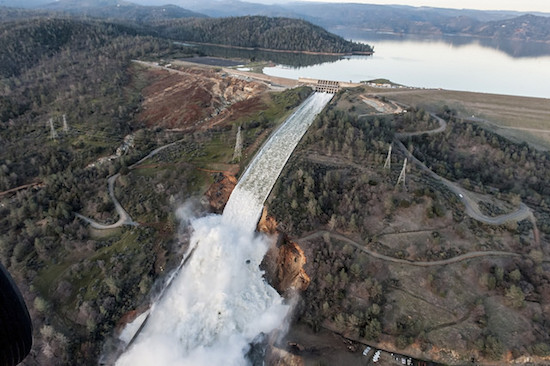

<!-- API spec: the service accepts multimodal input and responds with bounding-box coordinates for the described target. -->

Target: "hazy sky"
[295,0,550,13]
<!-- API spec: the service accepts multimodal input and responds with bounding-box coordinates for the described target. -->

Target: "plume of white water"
[116,92,333,366]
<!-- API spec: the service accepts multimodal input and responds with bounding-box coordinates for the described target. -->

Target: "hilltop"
[152,16,373,54]
[38,0,207,22]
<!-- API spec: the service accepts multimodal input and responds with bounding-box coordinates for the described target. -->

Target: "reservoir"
[263,32,550,99]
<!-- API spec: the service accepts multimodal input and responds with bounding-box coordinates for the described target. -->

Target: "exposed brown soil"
[203,172,237,214]
[136,65,267,130]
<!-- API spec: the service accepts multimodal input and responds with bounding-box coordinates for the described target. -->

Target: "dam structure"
[298,77,361,93]
[115,92,333,366]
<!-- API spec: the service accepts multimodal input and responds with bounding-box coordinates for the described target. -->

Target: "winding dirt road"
[75,173,138,229]
[299,230,522,267]
[394,113,534,226]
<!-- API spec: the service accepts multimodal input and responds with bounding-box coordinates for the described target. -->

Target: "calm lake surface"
[263,33,550,99]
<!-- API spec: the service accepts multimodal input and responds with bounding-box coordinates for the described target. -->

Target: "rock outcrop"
[204,172,237,213]
[276,240,310,293]
[258,209,310,295]
[258,206,278,234]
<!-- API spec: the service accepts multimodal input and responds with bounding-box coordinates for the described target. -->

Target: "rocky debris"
[204,172,237,213]
[258,206,278,234]
[265,345,304,366]
[260,211,311,295]
[276,240,310,293]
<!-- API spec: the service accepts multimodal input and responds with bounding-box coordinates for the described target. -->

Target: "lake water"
[263,33,550,99]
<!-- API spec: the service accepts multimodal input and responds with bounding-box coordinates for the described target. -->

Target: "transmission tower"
[49,118,58,139]
[62,114,69,132]
[232,126,243,161]
[396,158,407,188]
[383,144,392,170]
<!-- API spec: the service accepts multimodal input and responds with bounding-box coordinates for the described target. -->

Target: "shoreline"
[184,41,374,56]
[331,26,550,44]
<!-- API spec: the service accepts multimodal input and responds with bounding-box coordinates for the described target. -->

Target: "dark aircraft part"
[0,262,32,366]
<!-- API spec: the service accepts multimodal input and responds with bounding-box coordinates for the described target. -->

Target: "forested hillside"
[147,16,373,54]
[155,0,550,43]
[0,17,178,364]
[0,18,143,78]
[39,0,207,23]
[267,90,550,364]
[0,17,175,188]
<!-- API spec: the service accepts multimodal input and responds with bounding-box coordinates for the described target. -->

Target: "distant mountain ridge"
[471,14,550,41]
[127,0,550,42]
[1,0,549,42]
[38,0,206,21]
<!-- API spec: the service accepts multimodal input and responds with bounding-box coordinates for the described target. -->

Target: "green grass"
[132,165,164,177]
[75,230,141,303]
[89,230,139,262]
[90,227,122,239]
[190,134,235,165]
[35,260,74,298]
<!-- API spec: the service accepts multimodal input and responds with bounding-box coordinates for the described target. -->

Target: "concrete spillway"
[115,92,333,366]
[224,92,334,232]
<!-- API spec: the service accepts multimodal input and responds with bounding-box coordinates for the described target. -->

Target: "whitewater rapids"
[116,92,333,365]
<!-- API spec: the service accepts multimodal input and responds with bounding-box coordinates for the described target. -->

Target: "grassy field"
[363,87,550,149]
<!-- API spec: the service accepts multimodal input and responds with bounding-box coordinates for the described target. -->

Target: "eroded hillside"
[136,62,268,130]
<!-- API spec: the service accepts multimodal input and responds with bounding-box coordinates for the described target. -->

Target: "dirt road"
[75,173,138,229]
[299,231,522,267]
[392,111,534,226]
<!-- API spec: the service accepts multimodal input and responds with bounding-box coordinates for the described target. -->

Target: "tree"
[483,334,504,360]
[508,269,521,283]
[505,285,525,309]
[364,319,381,340]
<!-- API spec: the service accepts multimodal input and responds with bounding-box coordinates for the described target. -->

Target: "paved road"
[76,128,189,229]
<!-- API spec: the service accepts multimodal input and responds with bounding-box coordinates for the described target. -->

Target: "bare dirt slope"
[136,64,267,130]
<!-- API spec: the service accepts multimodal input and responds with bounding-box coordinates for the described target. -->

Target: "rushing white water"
[116,92,333,366]
[224,92,334,233]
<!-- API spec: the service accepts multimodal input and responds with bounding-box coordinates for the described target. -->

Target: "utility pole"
[384,144,392,170]
[62,114,69,132]
[232,126,242,161]
[396,158,407,188]
[49,118,58,139]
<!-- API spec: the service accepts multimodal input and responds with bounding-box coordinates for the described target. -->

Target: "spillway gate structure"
[299,77,341,93]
